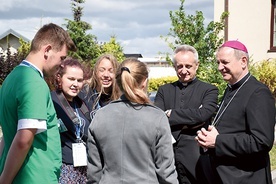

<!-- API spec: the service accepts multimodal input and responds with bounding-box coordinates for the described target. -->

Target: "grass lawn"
[270,145,276,171]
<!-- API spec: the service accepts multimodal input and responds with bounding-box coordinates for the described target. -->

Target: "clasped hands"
[195,125,219,149]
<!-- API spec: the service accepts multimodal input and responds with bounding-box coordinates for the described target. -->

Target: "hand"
[195,125,219,149]
[165,109,172,118]
[195,127,208,149]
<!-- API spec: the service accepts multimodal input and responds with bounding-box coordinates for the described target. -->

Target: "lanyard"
[20,60,44,78]
[74,103,83,141]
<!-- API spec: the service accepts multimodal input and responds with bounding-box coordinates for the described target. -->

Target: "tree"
[162,0,228,99]
[64,0,125,65]
[17,38,30,60]
[100,36,125,62]
[64,0,101,63]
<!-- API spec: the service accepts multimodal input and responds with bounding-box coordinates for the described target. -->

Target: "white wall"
[140,57,176,79]
[214,0,276,62]
[148,67,176,79]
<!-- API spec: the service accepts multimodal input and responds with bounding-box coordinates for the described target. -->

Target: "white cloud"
[0,0,214,57]
[0,17,66,40]
[86,0,138,11]
[0,2,12,11]
[0,0,29,11]
[120,36,172,57]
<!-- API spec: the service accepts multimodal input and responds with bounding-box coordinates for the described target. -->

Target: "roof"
[124,53,143,58]
[0,29,30,42]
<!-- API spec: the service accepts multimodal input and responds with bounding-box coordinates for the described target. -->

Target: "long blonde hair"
[116,58,150,104]
[84,54,120,109]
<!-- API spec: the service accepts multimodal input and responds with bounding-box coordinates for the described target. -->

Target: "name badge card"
[72,143,87,167]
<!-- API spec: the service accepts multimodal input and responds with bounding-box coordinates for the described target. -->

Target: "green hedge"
[148,76,178,92]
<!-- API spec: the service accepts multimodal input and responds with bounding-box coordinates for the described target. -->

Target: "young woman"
[51,58,90,184]
[79,54,121,119]
[86,58,178,184]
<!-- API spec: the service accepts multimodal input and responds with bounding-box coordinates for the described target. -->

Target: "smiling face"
[216,47,248,85]
[96,58,115,93]
[58,65,84,101]
[174,51,199,83]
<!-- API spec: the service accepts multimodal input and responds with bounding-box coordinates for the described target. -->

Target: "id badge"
[72,143,87,167]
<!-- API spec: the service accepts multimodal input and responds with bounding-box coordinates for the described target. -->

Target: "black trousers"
[175,152,221,184]
[175,161,196,184]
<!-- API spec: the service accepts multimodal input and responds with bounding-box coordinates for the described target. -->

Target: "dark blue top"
[51,90,91,165]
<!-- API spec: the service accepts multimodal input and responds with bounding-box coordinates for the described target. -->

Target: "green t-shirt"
[0,65,61,183]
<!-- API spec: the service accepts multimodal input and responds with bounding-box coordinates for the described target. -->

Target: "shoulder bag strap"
[55,91,80,125]
[76,96,91,122]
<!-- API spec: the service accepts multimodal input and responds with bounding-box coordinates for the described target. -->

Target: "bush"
[0,40,29,85]
[0,48,23,85]
[250,59,276,99]
[148,76,178,92]
[270,145,276,170]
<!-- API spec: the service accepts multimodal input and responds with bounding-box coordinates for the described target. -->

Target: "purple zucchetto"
[221,40,248,53]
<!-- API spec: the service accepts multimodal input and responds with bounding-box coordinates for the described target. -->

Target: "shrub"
[0,47,22,85]
[250,59,276,99]
[148,76,178,92]
[0,41,28,85]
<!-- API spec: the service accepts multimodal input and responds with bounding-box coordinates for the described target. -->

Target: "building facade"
[125,54,176,79]
[0,29,30,55]
[214,0,276,62]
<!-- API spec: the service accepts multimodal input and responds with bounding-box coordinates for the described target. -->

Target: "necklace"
[212,74,251,126]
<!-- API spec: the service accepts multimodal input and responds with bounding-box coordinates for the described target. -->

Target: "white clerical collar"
[181,77,196,87]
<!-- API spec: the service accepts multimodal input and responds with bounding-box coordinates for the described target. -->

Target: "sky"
[0,0,214,58]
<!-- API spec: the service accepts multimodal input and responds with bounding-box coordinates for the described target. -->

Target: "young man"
[0,23,76,183]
